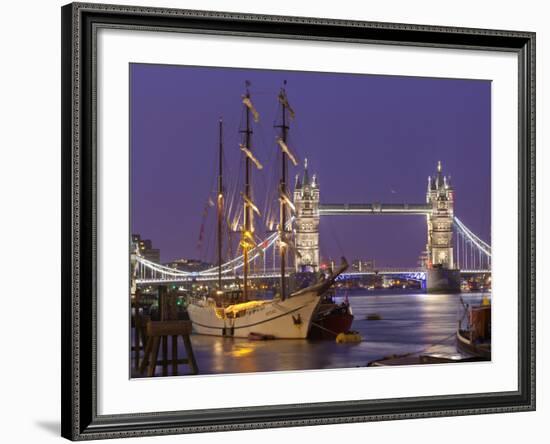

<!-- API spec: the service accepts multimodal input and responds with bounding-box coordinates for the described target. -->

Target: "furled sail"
[242,96,260,122]
[242,193,261,217]
[276,138,298,166]
[240,144,263,170]
[279,190,295,212]
[278,92,295,119]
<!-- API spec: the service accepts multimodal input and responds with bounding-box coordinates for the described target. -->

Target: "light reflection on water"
[141,291,490,377]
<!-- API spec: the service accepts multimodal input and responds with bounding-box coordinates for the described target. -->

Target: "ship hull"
[187,290,321,339]
[456,329,491,360]
[309,307,354,340]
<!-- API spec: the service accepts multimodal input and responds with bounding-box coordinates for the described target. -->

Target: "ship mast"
[239,82,262,300]
[217,118,223,292]
[276,81,297,301]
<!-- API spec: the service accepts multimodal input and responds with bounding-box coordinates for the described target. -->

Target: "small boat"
[309,291,354,340]
[456,297,491,360]
[367,352,485,367]
[335,331,361,344]
[365,313,382,321]
[187,83,347,339]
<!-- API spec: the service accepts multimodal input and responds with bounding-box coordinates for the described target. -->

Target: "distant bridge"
[134,212,490,286]
[135,267,490,286]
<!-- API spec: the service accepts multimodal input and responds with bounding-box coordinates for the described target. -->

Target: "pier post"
[132,289,142,371]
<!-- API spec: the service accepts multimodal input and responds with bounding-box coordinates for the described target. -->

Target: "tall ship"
[187,82,347,339]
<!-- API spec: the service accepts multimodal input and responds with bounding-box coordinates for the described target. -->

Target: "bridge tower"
[426,161,460,292]
[426,161,454,268]
[293,159,320,272]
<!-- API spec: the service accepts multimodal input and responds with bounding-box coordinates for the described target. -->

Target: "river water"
[133,290,489,377]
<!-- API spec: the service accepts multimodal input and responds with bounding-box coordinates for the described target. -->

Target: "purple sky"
[131,64,491,267]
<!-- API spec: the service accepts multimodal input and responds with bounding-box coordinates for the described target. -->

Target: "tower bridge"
[134,161,491,293]
[293,160,479,292]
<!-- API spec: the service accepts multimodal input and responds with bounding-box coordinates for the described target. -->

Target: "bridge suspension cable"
[453,216,491,271]
[134,218,294,281]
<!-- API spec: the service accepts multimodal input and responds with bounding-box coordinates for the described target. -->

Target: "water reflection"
[142,291,490,376]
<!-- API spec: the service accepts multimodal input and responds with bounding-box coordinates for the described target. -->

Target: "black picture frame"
[61,2,536,440]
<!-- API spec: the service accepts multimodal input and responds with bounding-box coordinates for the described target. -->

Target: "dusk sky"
[131,64,491,267]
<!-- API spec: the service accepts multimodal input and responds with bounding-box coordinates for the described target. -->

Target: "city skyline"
[131,63,491,267]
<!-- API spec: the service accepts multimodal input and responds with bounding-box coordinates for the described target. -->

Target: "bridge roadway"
[136,268,490,285]
[319,203,432,216]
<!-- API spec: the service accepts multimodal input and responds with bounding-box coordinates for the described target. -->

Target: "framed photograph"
[61,2,535,440]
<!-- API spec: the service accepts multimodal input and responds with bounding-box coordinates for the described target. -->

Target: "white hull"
[187,290,321,339]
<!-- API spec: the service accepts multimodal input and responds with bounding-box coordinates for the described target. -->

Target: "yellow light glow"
[231,347,254,358]
[224,300,267,316]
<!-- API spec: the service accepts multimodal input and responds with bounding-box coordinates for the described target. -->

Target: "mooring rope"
[310,321,339,336]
